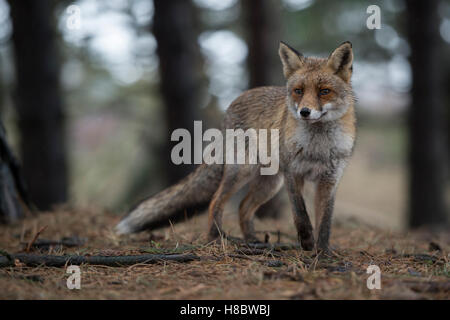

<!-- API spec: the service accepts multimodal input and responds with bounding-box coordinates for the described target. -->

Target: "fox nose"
[300,107,311,118]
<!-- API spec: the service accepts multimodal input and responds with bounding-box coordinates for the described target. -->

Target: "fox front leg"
[285,174,315,251]
[314,179,338,253]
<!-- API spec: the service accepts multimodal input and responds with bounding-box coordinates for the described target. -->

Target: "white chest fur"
[287,121,354,181]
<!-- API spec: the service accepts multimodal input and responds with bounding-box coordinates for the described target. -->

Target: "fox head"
[279,41,355,123]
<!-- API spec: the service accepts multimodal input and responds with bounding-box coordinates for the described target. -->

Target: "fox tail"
[115,164,223,234]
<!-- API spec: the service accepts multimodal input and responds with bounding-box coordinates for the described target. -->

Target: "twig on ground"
[234,248,285,258]
[0,253,200,268]
[240,242,302,251]
[26,225,48,253]
[396,253,440,263]
[21,236,86,250]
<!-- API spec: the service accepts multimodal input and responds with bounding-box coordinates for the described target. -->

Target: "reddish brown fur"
[117,42,356,253]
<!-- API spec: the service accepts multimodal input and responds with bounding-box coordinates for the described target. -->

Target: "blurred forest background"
[0,0,449,231]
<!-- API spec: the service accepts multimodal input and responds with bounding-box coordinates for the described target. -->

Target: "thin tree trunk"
[8,0,67,210]
[406,0,448,228]
[242,0,283,88]
[152,0,202,186]
[242,0,284,219]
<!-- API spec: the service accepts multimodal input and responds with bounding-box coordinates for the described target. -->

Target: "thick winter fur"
[116,42,356,252]
[115,164,223,234]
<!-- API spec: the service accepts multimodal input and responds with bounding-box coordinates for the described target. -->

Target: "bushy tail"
[115,164,223,234]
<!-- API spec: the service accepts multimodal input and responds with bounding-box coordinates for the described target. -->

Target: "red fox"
[116,41,356,252]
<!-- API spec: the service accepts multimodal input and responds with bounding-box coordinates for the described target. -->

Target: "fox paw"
[300,236,315,251]
[207,229,226,243]
[316,245,338,258]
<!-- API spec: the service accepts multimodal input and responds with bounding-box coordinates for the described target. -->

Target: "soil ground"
[0,207,448,300]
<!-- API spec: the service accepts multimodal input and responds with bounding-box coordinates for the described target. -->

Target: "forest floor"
[0,207,449,300]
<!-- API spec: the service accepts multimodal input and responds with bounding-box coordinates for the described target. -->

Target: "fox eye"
[319,89,331,96]
[294,88,303,95]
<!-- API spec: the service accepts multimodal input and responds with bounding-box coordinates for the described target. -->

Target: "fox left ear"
[327,41,353,82]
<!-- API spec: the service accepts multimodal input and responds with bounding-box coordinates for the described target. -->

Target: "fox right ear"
[279,42,304,79]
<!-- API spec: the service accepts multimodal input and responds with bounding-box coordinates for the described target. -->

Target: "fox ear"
[279,42,305,79]
[327,41,353,82]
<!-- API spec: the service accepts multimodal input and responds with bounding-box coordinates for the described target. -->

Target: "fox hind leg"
[207,164,253,242]
[239,174,284,242]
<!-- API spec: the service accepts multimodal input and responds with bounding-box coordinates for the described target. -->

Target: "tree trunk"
[242,0,283,88]
[406,0,448,228]
[9,0,67,210]
[242,0,285,219]
[7,0,67,211]
[152,0,202,186]
[0,120,30,224]
[0,57,4,116]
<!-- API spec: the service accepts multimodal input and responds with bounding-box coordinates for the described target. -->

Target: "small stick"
[26,225,48,253]
[0,253,200,268]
